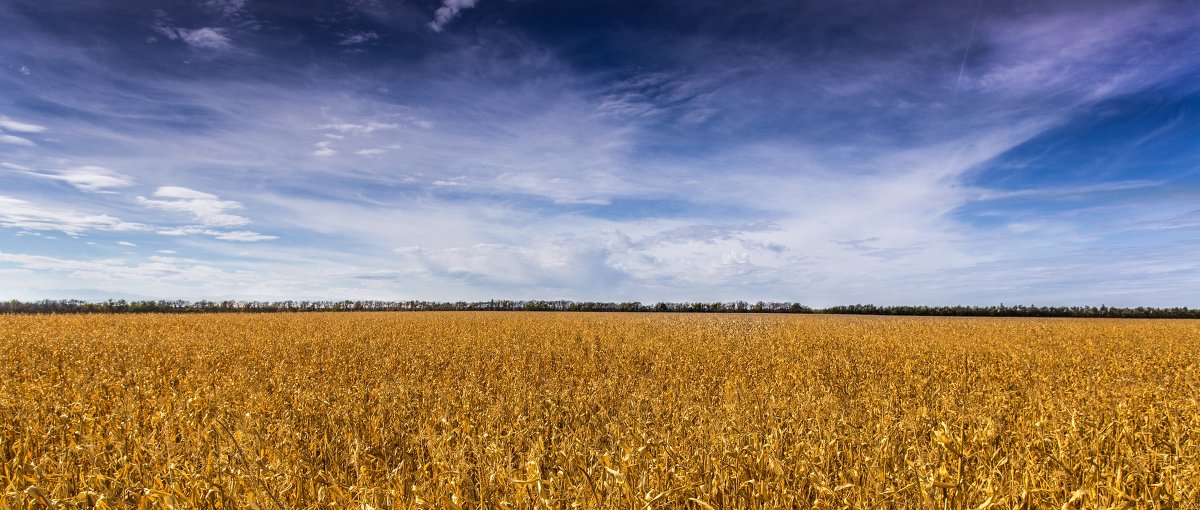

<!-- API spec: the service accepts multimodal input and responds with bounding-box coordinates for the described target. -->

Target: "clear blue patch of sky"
[967,85,1200,191]
[948,80,1200,233]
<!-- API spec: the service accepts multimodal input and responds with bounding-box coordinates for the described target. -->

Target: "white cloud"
[0,195,146,235]
[973,4,1199,101]
[595,72,716,125]
[157,249,177,254]
[356,148,386,156]
[210,230,277,242]
[313,147,337,157]
[57,166,134,192]
[0,116,46,133]
[156,226,201,236]
[403,238,621,290]
[12,166,134,193]
[136,186,250,227]
[0,184,271,245]
[179,27,232,50]
[0,251,250,285]
[0,135,35,146]
[153,21,233,51]
[155,225,275,242]
[339,31,379,45]
[320,121,400,134]
[429,0,478,32]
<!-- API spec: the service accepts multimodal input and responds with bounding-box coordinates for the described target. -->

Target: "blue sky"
[1,0,1199,306]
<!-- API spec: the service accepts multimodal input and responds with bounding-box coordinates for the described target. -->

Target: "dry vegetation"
[2,312,1198,508]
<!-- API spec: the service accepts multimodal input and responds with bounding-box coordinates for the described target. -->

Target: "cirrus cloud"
[136,186,250,227]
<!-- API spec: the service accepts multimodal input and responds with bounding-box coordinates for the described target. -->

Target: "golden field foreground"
[2,313,1198,509]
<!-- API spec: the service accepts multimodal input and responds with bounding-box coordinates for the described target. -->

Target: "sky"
[1,0,1199,306]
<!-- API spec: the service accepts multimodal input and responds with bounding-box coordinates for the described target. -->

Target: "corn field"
[2,312,1198,508]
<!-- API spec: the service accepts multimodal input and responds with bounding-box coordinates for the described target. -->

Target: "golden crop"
[1,312,1198,508]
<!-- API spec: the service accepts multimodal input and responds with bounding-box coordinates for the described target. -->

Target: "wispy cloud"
[429,0,478,32]
[0,135,35,146]
[970,3,1197,100]
[596,72,716,125]
[312,140,338,157]
[320,121,401,134]
[0,251,252,287]
[152,13,234,51]
[1128,209,1200,232]
[397,238,623,291]
[971,180,1165,201]
[0,116,46,133]
[178,27,233,50]
[209,230,277,242]
[202,0,247,19]
[156,226,276,242]
[135,186,250,227]
[10,165,134,193]
[0,195,146,235]
[339,31,379,46]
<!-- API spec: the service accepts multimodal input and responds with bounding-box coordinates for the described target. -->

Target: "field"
[2,312,1198,508]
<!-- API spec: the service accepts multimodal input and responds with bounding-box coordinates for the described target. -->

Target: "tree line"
[1,299,1198,318]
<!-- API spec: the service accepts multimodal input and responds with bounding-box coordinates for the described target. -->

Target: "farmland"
[2,312,1198,508]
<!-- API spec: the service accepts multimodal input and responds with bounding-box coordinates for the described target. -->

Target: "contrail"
[954,0,984,100]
